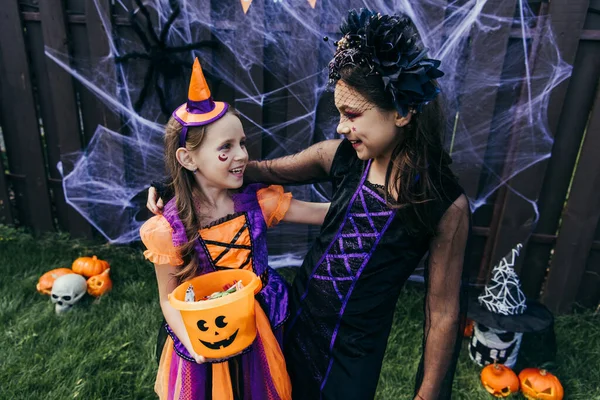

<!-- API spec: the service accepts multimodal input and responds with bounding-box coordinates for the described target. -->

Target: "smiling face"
[178,112,249,191]
[334,80,407,162]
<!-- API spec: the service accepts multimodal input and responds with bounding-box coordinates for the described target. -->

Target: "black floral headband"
[328,8,444,116]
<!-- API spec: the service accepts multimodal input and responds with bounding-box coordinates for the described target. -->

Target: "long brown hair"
[163,109,239,282]
[339,65,457,236]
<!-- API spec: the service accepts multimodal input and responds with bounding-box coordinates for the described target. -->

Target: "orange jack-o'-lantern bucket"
[169,269,262,359]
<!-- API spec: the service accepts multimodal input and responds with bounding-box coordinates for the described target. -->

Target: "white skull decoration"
[51,274,88,314]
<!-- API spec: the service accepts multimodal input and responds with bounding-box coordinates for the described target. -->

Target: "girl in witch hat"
[468,243,554,368]
[140,58,329,399]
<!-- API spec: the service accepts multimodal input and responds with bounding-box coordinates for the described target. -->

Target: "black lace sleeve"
[150,139,343,203]
[244,139,343,185]
[414,193,471,399]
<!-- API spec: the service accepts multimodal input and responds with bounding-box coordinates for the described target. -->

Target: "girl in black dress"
[149,9,470,400]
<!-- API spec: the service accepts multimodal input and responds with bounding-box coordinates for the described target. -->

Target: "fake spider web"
[46,0,571,267]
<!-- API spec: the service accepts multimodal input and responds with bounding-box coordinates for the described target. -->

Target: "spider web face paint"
[47,1,571,270]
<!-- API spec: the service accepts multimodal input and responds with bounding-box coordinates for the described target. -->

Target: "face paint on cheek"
[352,127,356,132]
[218,154,228,162]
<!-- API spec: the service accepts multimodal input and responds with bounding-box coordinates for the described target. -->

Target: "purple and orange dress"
[140,184,292,400]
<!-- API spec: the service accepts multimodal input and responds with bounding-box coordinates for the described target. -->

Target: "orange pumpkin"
[480,363,520,397]
[519,368,563,400]
[87,269,112,297]
[36,268,75,295]
[463,318,474,338]
[72,255,110,278]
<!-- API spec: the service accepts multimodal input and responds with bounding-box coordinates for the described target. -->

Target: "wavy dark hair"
[333,10,459,236]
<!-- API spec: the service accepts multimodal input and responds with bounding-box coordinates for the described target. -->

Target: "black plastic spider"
[115,0,218,117]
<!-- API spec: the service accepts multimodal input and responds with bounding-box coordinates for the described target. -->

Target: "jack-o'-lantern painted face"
[196,315,239,350]
[178,298,258,359]
[179,300,257,359]
[170,269,262,359]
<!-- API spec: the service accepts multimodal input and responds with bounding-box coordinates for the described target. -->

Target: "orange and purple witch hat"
[173,58,228,147]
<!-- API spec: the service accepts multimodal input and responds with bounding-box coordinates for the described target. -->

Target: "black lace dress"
[261,139,468,400]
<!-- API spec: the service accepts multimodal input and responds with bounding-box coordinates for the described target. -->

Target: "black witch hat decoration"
[468,244,553,333]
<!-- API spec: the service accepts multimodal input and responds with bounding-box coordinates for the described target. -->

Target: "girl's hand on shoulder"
[147,186,164,215]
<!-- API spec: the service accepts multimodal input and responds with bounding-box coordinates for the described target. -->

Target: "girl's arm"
[283,199,331,225]
[244,139,342,185]
[414,194,470,400]
[154,263,205,364]
[147,139,342,215]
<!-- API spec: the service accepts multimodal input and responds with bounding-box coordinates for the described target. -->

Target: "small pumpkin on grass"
[463,317,474,337]
[36,268,75,295]
[519,368,563,400]
[480,362,520,397]
[87,268,112,297]
[72,255,110,278]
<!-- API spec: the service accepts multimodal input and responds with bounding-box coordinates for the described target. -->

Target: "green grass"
[1,225,599,399]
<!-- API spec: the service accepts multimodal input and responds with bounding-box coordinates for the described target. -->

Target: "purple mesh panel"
[166,349,208,400]
[286,161,397,396]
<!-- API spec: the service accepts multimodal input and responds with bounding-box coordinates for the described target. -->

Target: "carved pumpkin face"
[480,363,520,397]
[519,368,563,400]
[87,269,112,297]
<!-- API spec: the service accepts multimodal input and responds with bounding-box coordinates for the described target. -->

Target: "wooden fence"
[0,0,599,314]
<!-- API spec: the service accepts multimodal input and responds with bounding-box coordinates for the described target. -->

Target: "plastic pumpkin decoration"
[519,368,563,400]
[169,269,262,359]
[480,363,520,397]
[72,255,110,278]
[36,268,75,295]
[87,269,112,297]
